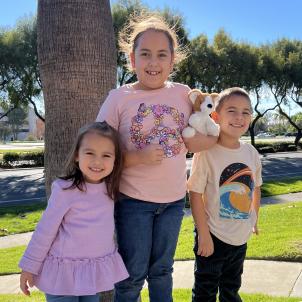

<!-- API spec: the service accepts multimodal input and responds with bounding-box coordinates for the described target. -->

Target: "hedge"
[1,151,44,167]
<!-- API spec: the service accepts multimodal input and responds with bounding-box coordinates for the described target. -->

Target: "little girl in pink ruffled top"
[19,122,128,302]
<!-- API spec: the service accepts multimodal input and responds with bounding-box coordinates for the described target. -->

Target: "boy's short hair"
[215,87,252,112]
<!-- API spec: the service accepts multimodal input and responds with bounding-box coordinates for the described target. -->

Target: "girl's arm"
[183,133,218,153]
[252,186,261,235]
[190,191,214,257]
[19,182,70,275]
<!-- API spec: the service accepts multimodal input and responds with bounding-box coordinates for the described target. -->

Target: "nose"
[207,104,213,109]
[148,55,158,66]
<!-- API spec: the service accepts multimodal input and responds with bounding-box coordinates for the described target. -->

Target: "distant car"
[256,132,276,138]
[284,132,297,137]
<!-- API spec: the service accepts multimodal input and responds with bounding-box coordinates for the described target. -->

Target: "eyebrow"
[82,148,114,154]
[139,48,169,53]
[226,106,252,112]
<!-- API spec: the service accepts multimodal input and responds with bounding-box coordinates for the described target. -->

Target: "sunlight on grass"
[0,246,25,275]
[0,203,46,236]
[262,177,302,197]
[176,202,302,261]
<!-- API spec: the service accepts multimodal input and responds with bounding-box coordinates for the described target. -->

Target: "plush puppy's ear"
[188,89,202,105]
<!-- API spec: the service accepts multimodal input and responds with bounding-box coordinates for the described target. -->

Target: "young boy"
[188,87,262,302]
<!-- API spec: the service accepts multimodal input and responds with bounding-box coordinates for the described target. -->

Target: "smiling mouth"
[89,167,103,172]
[146,71,160,75]
[230,124,244,128]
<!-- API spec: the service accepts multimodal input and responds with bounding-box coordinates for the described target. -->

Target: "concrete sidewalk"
[0,258,302,297]
[0,192,302,297]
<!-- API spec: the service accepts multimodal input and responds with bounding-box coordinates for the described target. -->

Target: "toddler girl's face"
[130,29,174,90]
[76,132,115,184]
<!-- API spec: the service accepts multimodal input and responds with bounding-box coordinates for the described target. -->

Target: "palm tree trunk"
[37,0,116,196]
[38,2,116,299]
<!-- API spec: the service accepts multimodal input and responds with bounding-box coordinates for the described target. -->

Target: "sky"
[1,0,302,45]
[0,0,301,115]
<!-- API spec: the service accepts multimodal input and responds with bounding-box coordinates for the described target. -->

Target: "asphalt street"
[0,152,301,205]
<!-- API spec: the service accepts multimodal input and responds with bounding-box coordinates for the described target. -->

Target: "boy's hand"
[197,232,214,257]
[253,224,259,235]
[140,144,165,165]
[20,270,34,296]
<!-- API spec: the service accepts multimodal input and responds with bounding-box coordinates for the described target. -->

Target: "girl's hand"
[140,144,165,165]
[20,270,34,296]
[197,232,214,257]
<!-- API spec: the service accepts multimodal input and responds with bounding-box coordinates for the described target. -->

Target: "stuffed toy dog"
[182,89,220,138]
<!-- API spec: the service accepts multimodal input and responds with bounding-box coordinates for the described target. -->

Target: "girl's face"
[130,30,174,90]
[76,132,115,184]
[216,95,252,140]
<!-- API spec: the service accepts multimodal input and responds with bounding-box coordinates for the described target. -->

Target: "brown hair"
[119,12,187,70]
[215,87,252,113]
[60,121,123,201]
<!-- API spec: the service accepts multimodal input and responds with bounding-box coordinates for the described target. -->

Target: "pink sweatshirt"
[19,179,128,295]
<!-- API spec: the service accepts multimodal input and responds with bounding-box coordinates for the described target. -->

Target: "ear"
[189,90,201,105]
[211,111,219,123]
[130,52,135,69]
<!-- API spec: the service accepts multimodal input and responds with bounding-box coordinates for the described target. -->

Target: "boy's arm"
[252,186,261,235]
[190,191,214,257]
[183,133,218,153]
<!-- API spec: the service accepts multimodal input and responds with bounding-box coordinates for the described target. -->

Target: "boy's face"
[216,95,252,140]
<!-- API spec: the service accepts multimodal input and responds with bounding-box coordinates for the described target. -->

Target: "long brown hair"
[60,121,123,201]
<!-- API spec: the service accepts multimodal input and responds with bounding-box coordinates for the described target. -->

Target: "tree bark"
[37,0,116,197]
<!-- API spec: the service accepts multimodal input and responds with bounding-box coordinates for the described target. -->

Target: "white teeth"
[90,168,102,172]
[147,71,159,75]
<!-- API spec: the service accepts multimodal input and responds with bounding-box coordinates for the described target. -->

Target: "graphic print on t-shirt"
[130,103,185,158]
[219,163,254,219]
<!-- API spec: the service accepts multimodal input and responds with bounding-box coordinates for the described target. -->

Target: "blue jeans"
[114,195,185,302]
[192,232,247,302]
[45,293,100,302]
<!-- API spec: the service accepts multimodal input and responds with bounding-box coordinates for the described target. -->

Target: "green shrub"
[257,146,275,154]
[26,134,36,141]
[2,151,44,167]
[2,152,20,163]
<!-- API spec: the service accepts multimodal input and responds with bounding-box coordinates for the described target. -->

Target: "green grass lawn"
[1,202,301,276]
[175,202,302,261]
[0,290,300,302]
[1,177,301,238]
[0,203,46,236]
[261,177,302,197]
[0,246,25,275]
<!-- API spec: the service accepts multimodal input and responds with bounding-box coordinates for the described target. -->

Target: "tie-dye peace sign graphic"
[130,103,185,158]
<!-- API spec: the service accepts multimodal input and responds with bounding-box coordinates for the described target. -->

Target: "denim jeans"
[114,195,185,302]
[45,293,100,302]
[192,231,247,302]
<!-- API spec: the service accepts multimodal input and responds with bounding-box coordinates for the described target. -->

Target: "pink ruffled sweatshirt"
[19,179,128,295]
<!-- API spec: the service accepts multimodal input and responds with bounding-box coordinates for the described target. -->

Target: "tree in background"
[0,18,43,121]
[7,106,28,140]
